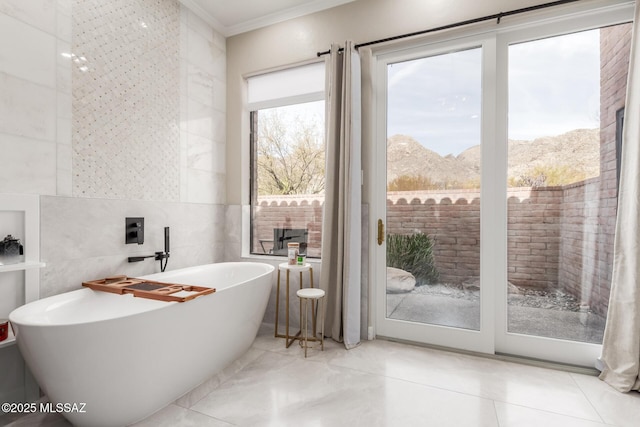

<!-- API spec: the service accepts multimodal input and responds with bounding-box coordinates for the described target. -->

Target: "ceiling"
[178,0,356,37]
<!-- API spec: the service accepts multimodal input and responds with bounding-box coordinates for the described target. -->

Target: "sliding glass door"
[495,19,632,365]
[374,3,633,366]
[385,47,482,332]
[375,36,496,354]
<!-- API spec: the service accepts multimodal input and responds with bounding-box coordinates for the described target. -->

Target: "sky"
[387,29,601,157]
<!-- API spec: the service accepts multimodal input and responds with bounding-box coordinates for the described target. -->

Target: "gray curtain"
[320,42,362,349]
[599,0,640,393]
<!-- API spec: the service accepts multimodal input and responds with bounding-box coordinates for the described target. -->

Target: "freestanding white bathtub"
[9,262,274,427]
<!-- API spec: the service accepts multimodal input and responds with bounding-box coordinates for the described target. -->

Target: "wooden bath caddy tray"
[82,276,215,302]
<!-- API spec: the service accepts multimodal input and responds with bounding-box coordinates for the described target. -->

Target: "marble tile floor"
[5,323,640,427]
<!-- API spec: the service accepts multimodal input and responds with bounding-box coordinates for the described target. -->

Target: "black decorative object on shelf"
[0,235,24,265]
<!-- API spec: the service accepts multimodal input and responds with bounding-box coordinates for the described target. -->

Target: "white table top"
[278,262,312,272]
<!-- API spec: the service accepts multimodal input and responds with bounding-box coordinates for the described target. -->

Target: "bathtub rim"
[9,262,274,328]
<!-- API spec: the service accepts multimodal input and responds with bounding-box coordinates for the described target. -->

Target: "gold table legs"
[274,263,318,348]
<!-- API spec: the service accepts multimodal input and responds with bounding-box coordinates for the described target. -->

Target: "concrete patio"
[387,290,606,343]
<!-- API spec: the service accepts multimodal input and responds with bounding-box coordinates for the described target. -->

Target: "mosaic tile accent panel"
[72,0,180,201]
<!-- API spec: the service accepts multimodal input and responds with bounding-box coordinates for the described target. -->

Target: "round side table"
[274,262,314,348]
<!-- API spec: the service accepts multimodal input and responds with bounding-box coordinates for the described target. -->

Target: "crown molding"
[226,0,355,36]
[179,0,355,37]
[178,0,228,35]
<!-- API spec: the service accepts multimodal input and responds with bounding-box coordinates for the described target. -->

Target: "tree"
[388,174,438,191]
[387,174,480,191]
[256,106,325,196]
[510,165,590,187]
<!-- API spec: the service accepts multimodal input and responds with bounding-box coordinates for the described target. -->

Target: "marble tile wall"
[0,0,228,297]
[180,8,227,204]
[72,0,180,201]
[45,2,227,294]
[224,204,243,262]
[39,196,225,297]
[0,0,226,203]
[0,0,71,196]
[69,0,228,204]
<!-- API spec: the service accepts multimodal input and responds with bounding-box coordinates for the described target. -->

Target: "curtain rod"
[316,0,581,57]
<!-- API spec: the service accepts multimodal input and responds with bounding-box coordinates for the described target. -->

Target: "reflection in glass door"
[385,47,482,331]
[503,23,631,359]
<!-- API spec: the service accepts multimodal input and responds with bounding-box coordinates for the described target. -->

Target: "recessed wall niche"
[72,0,180,201]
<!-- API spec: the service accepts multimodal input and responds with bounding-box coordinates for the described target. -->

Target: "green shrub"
[386,233,439,285]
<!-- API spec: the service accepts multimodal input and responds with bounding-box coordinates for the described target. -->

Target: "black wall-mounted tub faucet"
[125,217,144,245]
[127,226,170,272]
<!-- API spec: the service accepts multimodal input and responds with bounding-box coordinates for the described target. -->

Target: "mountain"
[387,135,479,186]
[387,129,600,187]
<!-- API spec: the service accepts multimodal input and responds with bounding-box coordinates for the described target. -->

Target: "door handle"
[377,219,385,246]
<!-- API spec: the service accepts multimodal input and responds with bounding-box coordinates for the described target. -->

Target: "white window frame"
[243,60,327,259]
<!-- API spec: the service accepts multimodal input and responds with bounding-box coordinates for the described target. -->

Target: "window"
[247,62,326,257]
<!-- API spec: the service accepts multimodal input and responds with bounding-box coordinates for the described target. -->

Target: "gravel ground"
[412,283,587,312]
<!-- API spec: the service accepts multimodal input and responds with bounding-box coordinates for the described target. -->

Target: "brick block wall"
[558,178,614,316]
[508,187,562,289]
[556,24,632,316]
[253,195,324,257]
[387,190,481,284]
[386,188,564,287]
[254,179,608,314]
